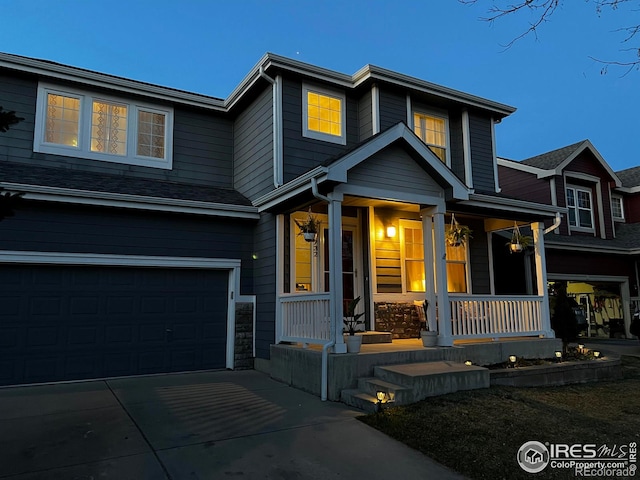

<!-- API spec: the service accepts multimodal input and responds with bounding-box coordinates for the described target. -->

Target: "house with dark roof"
[0,52,561,396]
[498,140,640,339]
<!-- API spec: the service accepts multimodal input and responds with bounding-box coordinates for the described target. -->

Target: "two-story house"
[0,52,561,393]
[499,140,640,340]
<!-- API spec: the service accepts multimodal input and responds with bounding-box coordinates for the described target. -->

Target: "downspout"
[259,66,283,188]
[544,212,562,234]
[312,176,333,401]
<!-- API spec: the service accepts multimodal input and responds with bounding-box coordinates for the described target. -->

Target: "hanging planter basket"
[508,222,533,254]
[446,213,472,247]
[303,231,317,243]
[294,208,321,243]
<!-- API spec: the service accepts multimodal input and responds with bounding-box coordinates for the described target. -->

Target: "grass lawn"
[359,356,640,480]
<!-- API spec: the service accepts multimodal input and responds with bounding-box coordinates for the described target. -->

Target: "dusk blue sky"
[2,0,638,171]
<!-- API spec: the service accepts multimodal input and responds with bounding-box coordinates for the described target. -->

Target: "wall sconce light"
[509,355,517,367]
[464,360,473,366]
[386,225,397,238]
[555,351,562,362]
[593,351,601,358]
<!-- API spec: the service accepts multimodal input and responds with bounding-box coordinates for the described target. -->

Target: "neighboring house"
[498,140,640,339]
[0,52,560,387]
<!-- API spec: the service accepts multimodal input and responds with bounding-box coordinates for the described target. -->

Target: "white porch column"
[533,222,554,337]
[421,208,437,331]
[328,192,346,353]
[433,211,453,346]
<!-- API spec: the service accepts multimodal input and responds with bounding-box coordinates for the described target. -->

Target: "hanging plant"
[294,208,321,242]
[507,222,533,253]
[446,213,472,247]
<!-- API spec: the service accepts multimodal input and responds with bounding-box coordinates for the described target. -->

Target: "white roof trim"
[0,182,259,219]
[553,140,621,186]
[464,193,565,217]
[497,158,547,176]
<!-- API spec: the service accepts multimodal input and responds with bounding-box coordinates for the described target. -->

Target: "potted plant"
[343,296,365,353]
[294,208,321,242]
[507,223,533,253]
[415,299,437,347]
[446,214,472,247]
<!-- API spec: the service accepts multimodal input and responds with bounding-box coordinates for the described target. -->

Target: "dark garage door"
[0,265,229,386]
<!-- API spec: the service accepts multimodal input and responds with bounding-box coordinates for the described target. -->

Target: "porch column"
[433,211,453,346]
[421,208,437,331]
[328,192,347,353]
[533,222,554,337]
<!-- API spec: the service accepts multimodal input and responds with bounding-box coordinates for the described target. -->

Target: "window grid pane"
[612,197,623,219]
[307,91,342,137]
[413,112,446,162]
[91,101,127,155]
[137,110,165,158]
[45,93,80,146]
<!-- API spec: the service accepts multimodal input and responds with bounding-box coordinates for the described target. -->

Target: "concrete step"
[340,389,379,413]
[357,377,413,404]
[374,361,489,402]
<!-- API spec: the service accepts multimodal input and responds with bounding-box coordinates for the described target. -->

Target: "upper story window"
[34,83,173,169]
[611,195,625,221]
[302,83,346,145]
[412,111,448,164]
[566,186,594,231]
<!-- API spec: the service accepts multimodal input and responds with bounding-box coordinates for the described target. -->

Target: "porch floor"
[270,336,562,402]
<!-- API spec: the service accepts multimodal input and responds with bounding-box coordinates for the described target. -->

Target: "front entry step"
[359,332,393,344]
[341,361,489,412]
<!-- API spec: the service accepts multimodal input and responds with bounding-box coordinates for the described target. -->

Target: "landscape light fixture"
[509,355,517,367]
[464,360,472,366]
[593,351,601,358]
[578,344,585,354]
[376,390,387,412]
[555,351,562,362]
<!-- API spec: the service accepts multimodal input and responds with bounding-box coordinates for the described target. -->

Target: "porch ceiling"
[341,196,419,212]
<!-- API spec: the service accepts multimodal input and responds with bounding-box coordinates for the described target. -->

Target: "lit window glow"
[307,91,342,137]
[413,112,447,163]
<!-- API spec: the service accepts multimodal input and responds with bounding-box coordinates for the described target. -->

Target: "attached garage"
[0,255,238,386]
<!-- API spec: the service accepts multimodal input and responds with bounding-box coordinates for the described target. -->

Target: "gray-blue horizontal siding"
[281,78,358,183]
[469,113,495,192]
[0,202,255,292]
[358,91,373,141]
[233,86,274,200]
[0,72,234,188]
[448,111,465,182]
[252,213,276,359]
[379,88,406,130]
[348,145,442,197]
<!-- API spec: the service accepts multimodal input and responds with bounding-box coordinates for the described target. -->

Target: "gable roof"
[501,139,622,187]
[254,122,471,211]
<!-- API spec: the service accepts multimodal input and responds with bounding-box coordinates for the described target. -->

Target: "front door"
[323,222,362,316]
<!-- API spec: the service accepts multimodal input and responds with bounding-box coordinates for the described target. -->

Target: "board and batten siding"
[468,112,496,192]
[0,71,234,188]
[378,88,406,131]
[0,202,255,292]
[281,78,358,183]
[233,85,274,200]
[448,111,465,181]
[466,218,491,294]
[252,213,277,359]
[348,145,443,197]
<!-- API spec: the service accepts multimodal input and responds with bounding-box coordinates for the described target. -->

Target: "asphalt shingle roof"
[616,166,640,188]
[545,222,640,250]
[521,140,586,170]
[0,161,252,206]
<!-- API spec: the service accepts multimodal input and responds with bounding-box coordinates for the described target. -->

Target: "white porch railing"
[450,295,544,339]
[280,293,331,343]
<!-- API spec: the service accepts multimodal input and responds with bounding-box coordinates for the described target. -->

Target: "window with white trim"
[302,84,346,145]
[399,219,469,294]
[566,186,594,230]
[611,195,624,221]
[34,83,173,169]
[412,111,448,164]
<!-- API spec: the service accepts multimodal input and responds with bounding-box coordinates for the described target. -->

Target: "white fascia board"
[0,53,226,111]
[615,186,640,194]
[497,158,550,178]
[252,167,328,211]
[334,184,446,209]
[0,250,241,269]
[465,193,566,217]
[1,182,259,219]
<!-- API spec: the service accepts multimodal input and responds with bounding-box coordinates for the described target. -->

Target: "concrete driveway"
[0,370,465,479]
